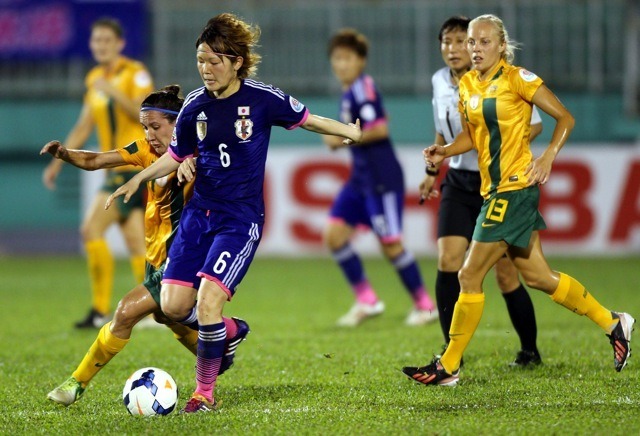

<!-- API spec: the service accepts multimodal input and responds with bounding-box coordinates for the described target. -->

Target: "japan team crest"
[235,118,253,140]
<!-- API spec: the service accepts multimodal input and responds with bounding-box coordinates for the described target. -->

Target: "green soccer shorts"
[473,185,547,248]
[143,261,165,307]
[101,170,144,218]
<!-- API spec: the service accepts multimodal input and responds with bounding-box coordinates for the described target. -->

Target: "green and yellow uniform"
[85,56,154,214]
[116,139,194,304]
[86,56,153,155]
[459,59,542,198]
[458,59,546,247]
[68,141,197,387]
[440,60,619,376]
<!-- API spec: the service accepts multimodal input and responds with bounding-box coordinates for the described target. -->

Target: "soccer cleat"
[74,308,110,329]
[219,317,250,376]
[405,308,439,326]
[402,357,459,387]
[607,312,635,372]
[509,349,542,367]
[180,394,218,414]
[47,377,85,406]
[336,301,385,327]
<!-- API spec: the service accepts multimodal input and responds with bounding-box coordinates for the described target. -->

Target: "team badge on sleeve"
[134,70,152,88]
[359,103,376,122]
[235,118,253,140]
[289,96,304,113]
[519,69,539,82]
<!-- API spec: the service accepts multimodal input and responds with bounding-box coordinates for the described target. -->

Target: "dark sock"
[392,251,423,295]
[331,244,365,286]
[179,307,199,331]
[435,270,460,343]
[502,284,538,353]
[194,322,226,403]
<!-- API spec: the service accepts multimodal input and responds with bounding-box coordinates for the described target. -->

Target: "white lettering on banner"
[258,145,640,256]
[83,144,640,257]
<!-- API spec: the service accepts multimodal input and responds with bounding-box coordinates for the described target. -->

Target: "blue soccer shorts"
[329,183,404,243]
[162,203,262,299]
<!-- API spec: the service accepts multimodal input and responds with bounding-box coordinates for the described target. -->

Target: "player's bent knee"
[160,286,196,321]
[324,232,345,250]
[438,253,464,271]
[161,303,191,322]
[112,300,141,330]
[323,223,351,250]
[496,274,520,293]
[458,267,482,291]
[381,241,403,260]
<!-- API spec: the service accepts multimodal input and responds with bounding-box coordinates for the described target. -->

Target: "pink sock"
[413,287,436,311]
[354,281,378,305]
[194,356,222,403]
[223,317,238,338]
[193,323,226,403]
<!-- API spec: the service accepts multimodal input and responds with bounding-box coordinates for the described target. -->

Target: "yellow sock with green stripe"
[168,324,199,355]
[550,273,617,333]
[72,322,129,386]
[130,255,146,284]
[440,292,485,374]
[85,239,114,315]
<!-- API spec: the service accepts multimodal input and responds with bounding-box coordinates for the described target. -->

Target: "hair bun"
[161,84,182,97]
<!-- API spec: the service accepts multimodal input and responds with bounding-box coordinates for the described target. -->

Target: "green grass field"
[1,255,639,434]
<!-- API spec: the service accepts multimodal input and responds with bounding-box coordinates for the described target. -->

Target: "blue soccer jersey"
[338,74,403,193]
[169,79,309,223]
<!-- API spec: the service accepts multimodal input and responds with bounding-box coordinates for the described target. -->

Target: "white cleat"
[405,308,439,326]
[608,311,635,372]
[47,377,85,406]
[336,301,385,327]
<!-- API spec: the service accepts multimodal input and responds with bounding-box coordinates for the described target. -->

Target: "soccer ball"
[122,367,178,416]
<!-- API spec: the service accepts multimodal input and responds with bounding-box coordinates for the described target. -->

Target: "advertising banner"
[83,144,640,257]
[0,0,146,59]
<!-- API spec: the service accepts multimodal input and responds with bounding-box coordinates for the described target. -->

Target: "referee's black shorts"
[437,182,483,240]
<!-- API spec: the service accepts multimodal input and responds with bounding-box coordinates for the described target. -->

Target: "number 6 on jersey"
[219,143,230,167]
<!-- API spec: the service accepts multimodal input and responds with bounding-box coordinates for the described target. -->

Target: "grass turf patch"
[0,256,638,434]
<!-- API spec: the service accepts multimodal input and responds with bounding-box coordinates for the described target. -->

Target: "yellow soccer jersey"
[116,139,194,268]
[85,56,154,171]
[458,59,543,198]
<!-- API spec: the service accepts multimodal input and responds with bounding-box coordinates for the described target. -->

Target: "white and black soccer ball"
[122,367,178,416]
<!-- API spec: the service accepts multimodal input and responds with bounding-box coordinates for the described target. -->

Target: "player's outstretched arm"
[106,152,180,209]
[40,140,126,171]
[301,114,362,146]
